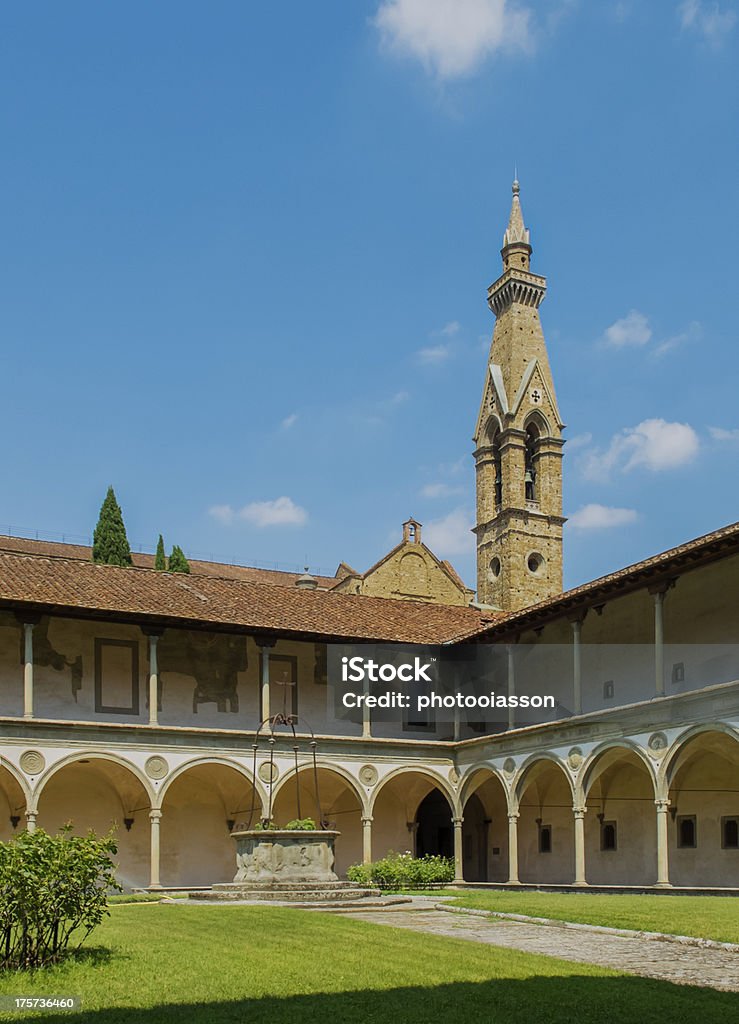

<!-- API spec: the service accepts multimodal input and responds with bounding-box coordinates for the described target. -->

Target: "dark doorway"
[416,789,453,858]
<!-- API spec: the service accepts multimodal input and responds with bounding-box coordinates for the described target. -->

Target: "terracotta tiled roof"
[0,549,490,644]
[0,536,338,590]
[453,519,739,642]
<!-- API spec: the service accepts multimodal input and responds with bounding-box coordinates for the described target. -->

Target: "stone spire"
[502,179,530,249]
[473,179,565,612]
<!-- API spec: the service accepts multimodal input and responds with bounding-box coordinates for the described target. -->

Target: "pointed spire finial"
[502,176,530,249]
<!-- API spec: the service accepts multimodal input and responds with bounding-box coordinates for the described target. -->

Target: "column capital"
[141,626,165,639]
[453,817,464,828]
[568,610,587,628]
[361,816,373,826]
[15,612,42,628]
[149,809,163,821]
[573,806,587,819]
[507,812,520,823]
[648,579,677,599]
[655,798,670,812]
[254,634,278,649]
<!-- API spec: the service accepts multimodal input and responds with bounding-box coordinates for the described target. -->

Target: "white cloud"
[678,1,736,42]
[389,390,410,404]
[416,343,451,365]
[423,508,475,555]
[653,320,702,358]
[582,418,700,481]
[421,482,464,498]
[568,504,638,530]
[208,504,236,526]
[209,496,307,528]
[438,320,461,336]
[601,309,652,348]
[373,0,532,79]
[709,426,739,442]
[281,413,298,430]
[566,432,593,451]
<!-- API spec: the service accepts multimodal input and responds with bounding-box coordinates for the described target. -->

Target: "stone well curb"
[434,904,739,954]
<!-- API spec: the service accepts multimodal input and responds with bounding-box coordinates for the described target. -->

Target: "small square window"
[677,815,697,849]
[538,824,552,854]
[600,821,617,851]
[672,662,685,684]
[603,680,614,700]
[722,817,739,850]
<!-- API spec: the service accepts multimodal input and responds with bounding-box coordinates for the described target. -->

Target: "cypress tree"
[154,534,166,571]
[168,544,191,574]
[92,487,133,567]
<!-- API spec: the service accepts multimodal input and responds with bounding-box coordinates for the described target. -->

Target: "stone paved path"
[343,907,739,993]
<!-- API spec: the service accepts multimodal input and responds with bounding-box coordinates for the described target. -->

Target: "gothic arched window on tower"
[525,423,539,502]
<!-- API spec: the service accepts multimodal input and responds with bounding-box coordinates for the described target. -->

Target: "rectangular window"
[600,820,618,851]
[260,654,298,717]
[603,680,614,700]
[677,815,697,849]
[722,817,739,849]
[671,662,685,684]
[94,639,139,715]
[538,824,552,854]
[403,704,436,732]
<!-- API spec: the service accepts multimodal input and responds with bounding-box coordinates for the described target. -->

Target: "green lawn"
[443,890,739,943]
[0,905,737,1023]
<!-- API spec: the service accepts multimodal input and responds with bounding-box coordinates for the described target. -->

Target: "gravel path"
[343,906,739,993]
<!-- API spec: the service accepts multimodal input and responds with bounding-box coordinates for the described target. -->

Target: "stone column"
[362,674,371,739]
[453,817,464,883]
[361,816,373,865]
[25,811,37,833]
[256,637,277,722]
[653,591,665,698]
[149,810,163,889]
[507,812,520,884]
[571,618,583,715]
[573,806,587,886]
[655,799,671,887]
[23,622,35,720]
[507,645,516,731]
[148,634,160,726]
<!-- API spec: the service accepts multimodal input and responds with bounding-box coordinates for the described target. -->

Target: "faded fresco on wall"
[24,616,84,701]
[157,630,248,713]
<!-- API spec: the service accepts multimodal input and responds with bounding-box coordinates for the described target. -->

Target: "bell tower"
[473,180,565,611]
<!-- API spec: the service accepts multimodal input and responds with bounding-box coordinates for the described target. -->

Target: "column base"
[654,881,673,888]
[572,881,589,888]
[146,884,164,891]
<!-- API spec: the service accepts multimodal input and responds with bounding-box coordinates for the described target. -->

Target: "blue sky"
[1,1,738,591]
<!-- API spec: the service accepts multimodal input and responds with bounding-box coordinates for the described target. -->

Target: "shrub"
[0,826,121,971]
[347,851,454,890]
[284,818,318,831]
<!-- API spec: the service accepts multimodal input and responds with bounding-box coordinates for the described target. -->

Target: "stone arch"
[156,756,265,811]
[369,766,456,816]
[484,414,503,443]
[581,742,658,886]
[460,766,509,882]
[514,754,574,884]
[159,758,261,887]
[370,767,456,864]
[270,764,365,876]
[523,408,551,438]
[35,752,153,890]
[661,723,739,790]
[270,760,365,813]
[0,760,30,842]
[661,726,739,887]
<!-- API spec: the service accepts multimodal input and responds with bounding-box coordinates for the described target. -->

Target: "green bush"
[347,851,454,890]
[0,826,121,971]
[284,818,317,831]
